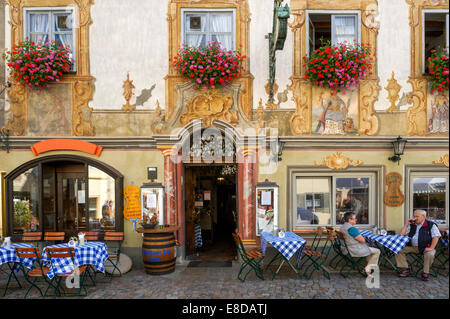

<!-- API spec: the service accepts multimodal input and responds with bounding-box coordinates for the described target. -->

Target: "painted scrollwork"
[406,78,428,136]
[314,152,363,170]
[289,79,311,135]
[180,90,238,128]
[432,154,449,167]
[359,79,381,136]
[4,82,26,136]
[73,81,95,136]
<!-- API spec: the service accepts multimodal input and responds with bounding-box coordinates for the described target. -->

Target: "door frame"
[182,163,238,259]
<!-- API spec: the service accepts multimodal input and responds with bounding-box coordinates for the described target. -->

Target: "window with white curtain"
[24,8,75,72]
[422,10,449,74]
[182,10,235,50]
[306,12,360,55]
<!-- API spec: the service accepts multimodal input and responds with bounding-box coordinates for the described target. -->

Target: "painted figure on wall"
[428,95,449,134]
[313,90,358,135]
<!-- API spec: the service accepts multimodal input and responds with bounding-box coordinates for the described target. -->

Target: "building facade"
[0,0,448,264]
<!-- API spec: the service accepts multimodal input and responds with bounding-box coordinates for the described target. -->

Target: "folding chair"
[305,227,324,251]
[43,232,65,246]
[328,228,348,270]
[14,246,58,299]
[46,247,88,297]
[21,232,42,247]
[301,230,334,280]
[435,231,449,276]
[335,230,366,278]
[232,232,265,282]
[406,246,439,278]
[84,232,100,241]
[102,232,124,282]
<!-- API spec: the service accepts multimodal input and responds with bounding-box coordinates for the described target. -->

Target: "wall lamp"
[271,140,285,162]
[388,136,407,164]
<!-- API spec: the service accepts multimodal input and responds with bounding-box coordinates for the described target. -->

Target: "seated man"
[340,212,380,275]
[395,209,441,281]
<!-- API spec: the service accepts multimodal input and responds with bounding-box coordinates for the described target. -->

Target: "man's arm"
[354,234,366,244]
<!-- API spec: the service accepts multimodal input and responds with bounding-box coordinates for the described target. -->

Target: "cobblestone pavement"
[1,261,448,299]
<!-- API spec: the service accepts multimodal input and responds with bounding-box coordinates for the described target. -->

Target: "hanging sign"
[384,172,405,207]
[124,185,142,220]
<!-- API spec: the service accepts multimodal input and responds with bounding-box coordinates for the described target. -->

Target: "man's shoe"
[422,273,429,282]
[398,269,411,277]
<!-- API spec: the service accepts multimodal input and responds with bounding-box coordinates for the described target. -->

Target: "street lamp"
[388,136,407,164]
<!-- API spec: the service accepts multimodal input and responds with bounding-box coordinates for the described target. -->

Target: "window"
[409,172,448,225]
[23,7,76,72]
[88,166,116,232]
[182,10,235,50]
[12,167,39,232]
[306,11,360,55]
[422,10,449,74]
[292,172,376,227]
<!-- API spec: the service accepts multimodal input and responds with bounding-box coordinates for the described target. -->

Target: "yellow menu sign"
[124,185,141,220]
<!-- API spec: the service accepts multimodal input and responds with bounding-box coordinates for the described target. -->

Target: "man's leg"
[395,246,417,276]
[423,249,436,274]
[365,247,380,274]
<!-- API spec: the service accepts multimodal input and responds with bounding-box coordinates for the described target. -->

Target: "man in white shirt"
[395,209,441,281]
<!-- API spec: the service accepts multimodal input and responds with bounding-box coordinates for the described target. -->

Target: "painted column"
[237,147,258,245]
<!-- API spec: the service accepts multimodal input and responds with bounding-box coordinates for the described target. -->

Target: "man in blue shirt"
[395,209,441,281]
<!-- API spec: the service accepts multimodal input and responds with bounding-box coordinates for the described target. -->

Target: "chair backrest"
[44,232,65,242]
[83,232,99,241]
[46,247,75,259]
[14,246,40,259]
[104,232,124,241]
[104,232,124,255]
[22,232,42,242]
[232,232,249,261]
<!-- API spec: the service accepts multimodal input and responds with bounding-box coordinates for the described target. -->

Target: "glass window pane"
[12,167,39,232]
[333,15,357,44]
[29,13,50,33]
[55,33,73,51]
[186,14,207,32]
[296,178,331,225]
[210,14,232,33]
[88,166,115,232]
[336,178,370,225]
[185,34,207,48]
[43,165,56,231]
[30,33,50,44]
[211,34,233,50]
[54,13,72,31]
[413,177,447,224]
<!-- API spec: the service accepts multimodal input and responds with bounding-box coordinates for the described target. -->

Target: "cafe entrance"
[184,164,237,261]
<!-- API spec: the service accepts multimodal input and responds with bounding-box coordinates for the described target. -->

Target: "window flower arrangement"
[170,41,246,90]
[302,40,374,95]
[427,47,449,93]
[2,38,72,92]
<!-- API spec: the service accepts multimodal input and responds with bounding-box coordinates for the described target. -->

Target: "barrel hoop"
[142,238,175,243]
[142,244,175,250]
[143,259,176,266]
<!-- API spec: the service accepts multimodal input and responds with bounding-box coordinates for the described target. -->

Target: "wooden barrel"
[142,232,176,275]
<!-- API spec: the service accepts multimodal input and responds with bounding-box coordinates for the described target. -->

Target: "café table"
[260,231,306,280]
[360,230,410,272]
[0,243,35,296]
[41,241,109,279]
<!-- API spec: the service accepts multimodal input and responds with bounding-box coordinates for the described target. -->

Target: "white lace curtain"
[332,15,357,45]
[30,14,50,43]
[210,14,233,50]
[184,13,233,50]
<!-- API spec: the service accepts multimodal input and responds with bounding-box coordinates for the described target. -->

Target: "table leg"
[265,252,283,271]
[271,256,302,280]
[376,243,400,273]
[2,262,22,296]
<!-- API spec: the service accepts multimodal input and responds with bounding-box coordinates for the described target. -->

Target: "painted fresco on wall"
[312,87,359,135]
[427,92,449,135]
[27,84,72,136]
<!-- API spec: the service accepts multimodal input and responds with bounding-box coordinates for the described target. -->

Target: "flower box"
[427,47,449,93]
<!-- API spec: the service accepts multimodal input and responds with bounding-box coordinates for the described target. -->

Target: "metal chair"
[21,232,42,247]
[335,230,366,278]
[435,230,449,276]
[43,232,65,246]
[232,232,265,282]
[83,232,100,241]
[103,232,124,281]
[14,246,58,298]
[46,247,88,297]
[301,230,334,280]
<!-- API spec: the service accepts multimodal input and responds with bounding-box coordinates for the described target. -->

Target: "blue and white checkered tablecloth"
[260,232,307,268]
[41,242,109,279]
[0,243,36,271]
[360,230,410,256]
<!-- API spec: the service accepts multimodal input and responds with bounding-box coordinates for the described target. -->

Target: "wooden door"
[57,171,86,239]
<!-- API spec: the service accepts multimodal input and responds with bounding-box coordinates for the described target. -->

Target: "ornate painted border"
[165,0,253,121]
[5,0,95,136]
[405,0,449,136]
[289,0,380,136]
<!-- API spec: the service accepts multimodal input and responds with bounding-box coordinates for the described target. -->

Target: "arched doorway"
[5,155,123,241]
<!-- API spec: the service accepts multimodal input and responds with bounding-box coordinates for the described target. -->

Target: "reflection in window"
[12,167,39,232]
[413,177,447,224]
[88,166,115,232]
[336,178,369,225]
[296,178,331,225]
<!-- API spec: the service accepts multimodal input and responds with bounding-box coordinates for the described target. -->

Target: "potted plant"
[170,41,246,90]
[2,38,72,92]
[140,213,159,229]
[13,200,39,231]
[427,47,449,93]
[302,40,374,95]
